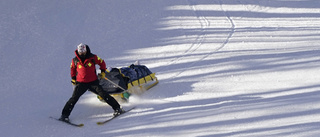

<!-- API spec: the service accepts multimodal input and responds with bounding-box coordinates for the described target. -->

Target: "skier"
[59,43,124,122]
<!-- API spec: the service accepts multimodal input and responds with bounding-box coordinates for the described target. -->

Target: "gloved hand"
[100,71,106,79]
[71,79,76,85]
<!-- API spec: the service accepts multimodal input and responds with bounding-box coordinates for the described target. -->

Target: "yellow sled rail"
[127,73,158,90]
[113,73,158,99]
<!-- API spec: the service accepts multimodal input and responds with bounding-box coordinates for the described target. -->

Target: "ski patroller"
[52,72,137,127]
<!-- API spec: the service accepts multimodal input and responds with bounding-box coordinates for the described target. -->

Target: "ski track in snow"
[218,0,235,51]
[158,0,210,75]
[185,0,210,54]
[168,0,236,78]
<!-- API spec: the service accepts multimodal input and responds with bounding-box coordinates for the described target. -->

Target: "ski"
[50,117,84,127]
[97,107,136,125]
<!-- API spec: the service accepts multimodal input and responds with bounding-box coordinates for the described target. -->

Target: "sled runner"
[93,63,158,102]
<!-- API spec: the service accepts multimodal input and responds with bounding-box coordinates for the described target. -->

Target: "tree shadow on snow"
[100,84,320,136]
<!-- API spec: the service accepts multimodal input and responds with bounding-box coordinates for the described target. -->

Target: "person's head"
[77,43,87,56]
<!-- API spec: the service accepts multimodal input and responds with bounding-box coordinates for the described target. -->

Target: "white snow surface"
[1,0,320,137]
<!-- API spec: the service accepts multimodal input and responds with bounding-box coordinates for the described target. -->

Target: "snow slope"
[1,0,320,136]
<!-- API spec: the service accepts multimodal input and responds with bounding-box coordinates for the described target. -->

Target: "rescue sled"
[96,63,159,102]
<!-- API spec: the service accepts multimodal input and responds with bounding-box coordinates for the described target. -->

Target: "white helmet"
[77,43,87,53]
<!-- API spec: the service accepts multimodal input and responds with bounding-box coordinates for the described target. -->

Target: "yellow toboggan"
[97,65,158,103]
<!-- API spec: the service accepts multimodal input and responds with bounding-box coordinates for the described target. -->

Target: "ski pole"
[104,77,127,91]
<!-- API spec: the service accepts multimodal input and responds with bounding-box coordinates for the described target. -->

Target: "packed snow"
[1,0,319,137]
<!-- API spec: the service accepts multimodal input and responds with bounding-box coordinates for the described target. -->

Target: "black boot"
[59,115,70,122]
[113,108,125,116]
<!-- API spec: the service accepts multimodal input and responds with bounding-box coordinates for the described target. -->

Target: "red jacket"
[70,48,106,83]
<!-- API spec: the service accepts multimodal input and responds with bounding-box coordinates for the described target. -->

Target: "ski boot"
[59,115,70,122]
[113,108,125,116]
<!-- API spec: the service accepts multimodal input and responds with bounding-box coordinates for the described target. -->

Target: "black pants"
[61,80,120,117]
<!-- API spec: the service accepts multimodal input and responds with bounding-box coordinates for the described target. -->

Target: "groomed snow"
[1,0,319,136]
